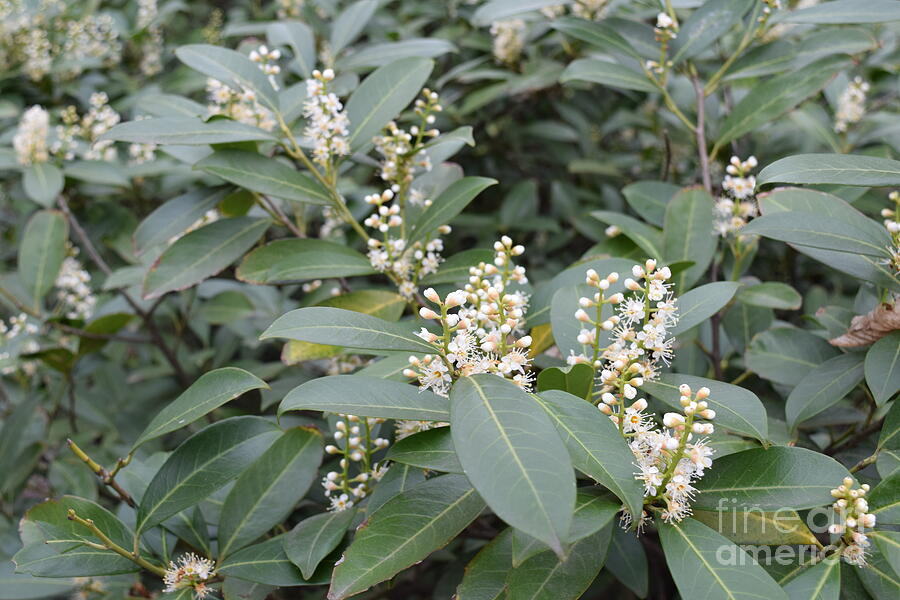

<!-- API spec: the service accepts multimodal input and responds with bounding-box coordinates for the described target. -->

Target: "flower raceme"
[163,553,215,598]
[322,414,390,511]
[829,478,877,567]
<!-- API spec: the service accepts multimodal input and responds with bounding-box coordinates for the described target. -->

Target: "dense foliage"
[2,1,900,599]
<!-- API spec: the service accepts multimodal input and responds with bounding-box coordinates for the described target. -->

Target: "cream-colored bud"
[607,272,619,283]
[575,309,591,322]
[419,307,440,320]
[696,387,710,400]
[424,287,440,303]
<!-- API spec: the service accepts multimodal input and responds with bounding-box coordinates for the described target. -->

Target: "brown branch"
[826,419,885,457]
[67,439,137,508]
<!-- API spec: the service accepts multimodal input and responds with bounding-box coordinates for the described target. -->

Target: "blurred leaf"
[237,239,375,284]
[102,117,275,145]
[386,427,462,473]
[560,59,656,93]
[671,281,741,335]
[18,210,67,306]
[22,163,63,206]
[176,44,279,113]
[866,332,900,405]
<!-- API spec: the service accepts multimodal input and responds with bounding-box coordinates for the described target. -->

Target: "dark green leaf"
[237,239,375,284]
[18,210,67,305]
[758,154,900,188]
[386,427,462,473]
[407,177,497,247]
[22,163,63,207]
[284,509,357,579]
[102,117,275,145]
[671,282,741,335]
[196,150,331,205]
[560,59,657,93]
[866,332,900,405]
[663,188,716,291]
[786,352,865,429]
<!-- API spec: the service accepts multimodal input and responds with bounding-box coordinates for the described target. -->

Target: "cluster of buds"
[0,313,39,377]
[714,155,759,237]
[374,89,442,187]
[303,68,350,167]
[881,191,900,274]
[366,233,447,299]
[622,385,716,529]
[207,78,277,131]
[490,20,526,66]
[834,77,869,133]
[55,247,96,320]
[49,93,125,163]
[363,189,403,233]
[572,0,610,20]
[828,477,876,566]
[250,44,281,90]
[759,0,783,26]
[0,313,38,341]
[646,12,677,75]
[323,414,390,511]
[13,106,49,165]
[162,553,216,598]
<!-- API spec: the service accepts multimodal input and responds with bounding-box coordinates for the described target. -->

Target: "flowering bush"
[2,1,900,599]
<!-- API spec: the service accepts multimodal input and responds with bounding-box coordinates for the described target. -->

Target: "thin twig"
[826,419,885,456]
[67,439,137,508]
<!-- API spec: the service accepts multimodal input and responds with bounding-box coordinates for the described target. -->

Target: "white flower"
[835,77,869,133]
[163,553,215,595]
[13,106,50,165]
[490,20,526,66]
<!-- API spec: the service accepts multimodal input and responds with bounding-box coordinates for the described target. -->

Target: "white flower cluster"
[374,89,442,187]
[13,106,50,165]
[58,13,121,79]
[622,385,716,529]
[277,0,305,18]
[250,44,281,90]
[572,0,611,20]
[881,191,900,274]
[0,313,38,341]
[136,0,163,76]
[714,155,759,237]
[323,414,390,511]
[0,313,39,376]
[403,238,533,398]
[834,77,869,133]
[828,477,877,567]
[207,78,277,132]
[51,93,131,163]
[163,553,215,599]
[303,68,351,166]
[568,260,677,376]
[490,20,526,66]
[55,249,96,320]
[645,12,678,74]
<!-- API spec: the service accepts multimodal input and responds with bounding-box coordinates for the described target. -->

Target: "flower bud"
[419,307,439,320]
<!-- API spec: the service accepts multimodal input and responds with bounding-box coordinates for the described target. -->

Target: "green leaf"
[605,527,648,598]
[364,463,426,516]
[550,285,595,359]
[345,57,434,150]
[691,509,818,546]
[455,529,513,600]
[786,352,865,429]
[724,40,795,81]
[196,150,330,205]
[742,213,889,258]
[102,117,275,145]
[783,555,841,600]
[869,471,900,524]
[219,535,329,586]
[0,397,40,484]
[340,39,457,70]
[658,517,789,600]
[738,282,803,310]
[716,56,848,149]
[694,446,852,510]
[621,180,680,227]
[267,22,315,78]
[746,327,839,386]
[407,177,497,247]
[0,562,76,600]
[22,163,63,206]
[237,239,375,284]
[590,211,663,258]
[144,217,270,299]
[853,544,900,599]
[328,474,486,600]
[133,367,269,449]
[261,307,435,353]
[218,427,322,559]
[663,187,716,291]
[134,188,226,255]
[13,543,139,578]
[671,0,755,64]
[284,509,357,579]
[550,16,639,58]
[642,374,768,442]
[531,390,644,517]
[136,416,280,532]
[472,0,571,25]
[64,160,130,187]
[330,0,377,54]
[280,375,449,420]
[536,363,594,400]
[420,249,494,286]
[866,332,900,405]
[386,427,462,473]
[560,59,656,92]
[176,44,279,113]
[18,209,68,305]
[671,281,741,335]
[450,375,575,555]
[508,527,612,600]
[870,530,900,581]
[778,0,900,24]
[758,154,900,188]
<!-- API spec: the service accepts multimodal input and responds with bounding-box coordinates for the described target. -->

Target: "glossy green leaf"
[663,187,716,291]
[743,213,889,258]
[330,0,377,54]
[237,239,375,284]
[134,188,226,255]
[364,463,426,516]
[590,211,663,258]
[531,390,644,517]
[13,542,139,578]
[605,526,648,598]
[18,209,67,304]
[472,0,572,25]
[551,16,639,58]
[279,375,449,420]
[133,367,269,449]
[746,327,839,386]
[143,217,269,299]
[535,363,594,400]
[261,307,435,353]
[407,177,497,247]
[267,22,315,78]
[219,535,329,586]
[786,352,865,429]
[642,374,768,442]
[782,555,840,600]
[716,56,848,149]
[738,282,803,310]
[621,180,680,227]
[328,474,486,599]
[345,57,434,150]
[136,416,280,532]
[22,163,63,207]
[869,471,900,524]
[758,154,900,188]
[450,375,575,555]
[866,332,900,405]
[658,517,789,600]
[671,281,741,335]
[420,249,494,285]
[694,446,852,510]
[455,528,513,600]
[196,150,331,205]
[0,562,76,600]
[101,117,275,145]
[671,0,755,64]
[176,44,279,113]
[218,427,323,559]
[870,530,900,580]
[778,0,900,24]
[284,508,357,579]
[560,59,656,93]
[386,427,462,473]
